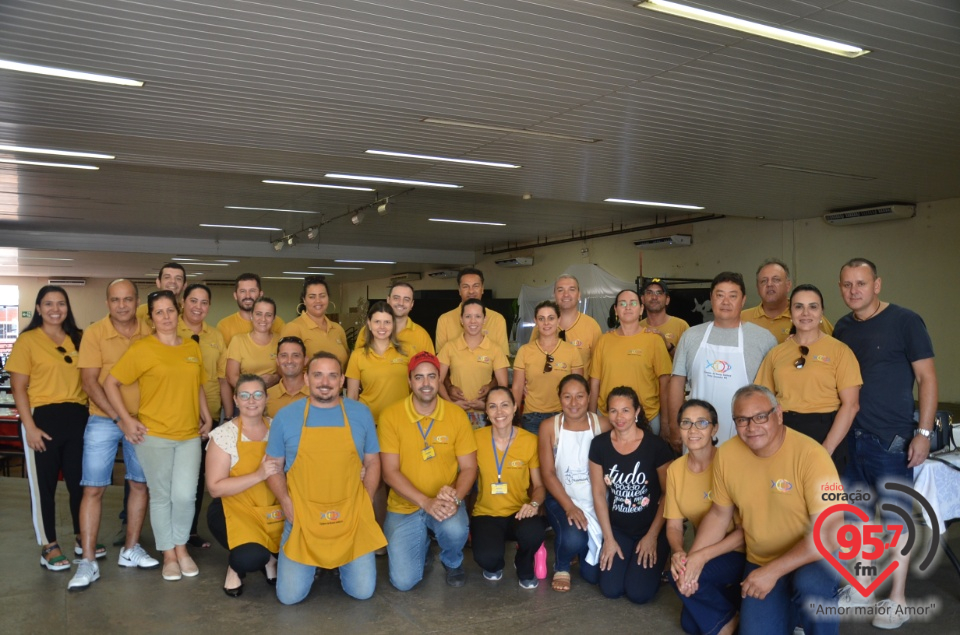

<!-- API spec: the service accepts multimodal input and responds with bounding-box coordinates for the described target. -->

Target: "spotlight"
[351,211,365,225]
[286,235,297,246]
[377,199,391,216]
[273,239,284,252]
[306,226,320,240]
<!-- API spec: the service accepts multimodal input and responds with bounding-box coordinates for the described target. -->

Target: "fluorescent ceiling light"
[263,276,307,280]
[199,224,282,231]
[636,1,869,58]
[761,163,875,181]
[0,144,115,159]
[365,149,520,169]
[428,218,506,227]
[225,206,319,214]
[604,198,705,210]
[216,259,240,263]
[308,266,363,270]
[180,262,228,267]
[0,158,98,170]
[334,259,396,264]
[325,173,462,189]
[0,58,145,86]
[283,271,335,276]
[262,179,374,192]
[18,256,74,261]
[421,118,601,143]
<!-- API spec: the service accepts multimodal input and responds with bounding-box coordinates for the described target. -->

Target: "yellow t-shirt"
[110,336,206,441]
[345,344,411,422]
[712,428,839,565]
[354,318,435,356]
[530,312,602,376]
[265,381,309,419]
[280,313,349,368]
[226,332,280,378]
[79,315,153,417]
[473,427,540,517]
[741,305,834,345]
[216,311,286,347]
[590,330,672,419]
[437,336,510,408]
[665,454,740,544]
[6,329,86,408]
[178,319,228,419]
[755,335,862,413]
[513,340,583,413]
[435,305,509,358]
[378,396,477,514]
[639,315,690,360]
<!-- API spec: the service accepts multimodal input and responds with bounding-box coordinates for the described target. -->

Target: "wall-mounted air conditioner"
[634,234,692,249]
[390,272,422,283]
[823,204,915,226]
[427,270,459,279]
[48,278,86,287]
[495,257,533,267]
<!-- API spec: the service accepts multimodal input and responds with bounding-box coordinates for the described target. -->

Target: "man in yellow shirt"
[354,282,435,355]
[741,259,833,344]
[638,278,689,359]
[435,268,509,357]
[135,262,186,323]
[686,385,843,635]
[379,351,478,590]
[266,336,309,418]
[216,273,285,346]
[529,274,602,375]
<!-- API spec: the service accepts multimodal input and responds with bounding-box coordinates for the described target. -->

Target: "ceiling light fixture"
[635,1,870,58]
[199,223,283,231]
[0,158,98,170]
[0,58,145,86]
[283,271,336,276]
[306,226,320,239]
[180,262,229,267]
[262,179,374,192]
[273,240,284,252]
[377,199,391,216]
[307,266,364,270]
[263,276,306,280]
[421,118,601,143]
[351,211,365,225]
[325,173,462,189]
[225,206,320,214]
[215,259,240,263]
[761,163,875,181]
[428,218,507,227]
[286,235,297,246]
[334,259,396,265]
[365,149,520,169]
[17,256,75,261]
[0,144,115,159]
[604,198,705,210]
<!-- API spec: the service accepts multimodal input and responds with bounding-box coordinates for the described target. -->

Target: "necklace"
[853,301,882,322]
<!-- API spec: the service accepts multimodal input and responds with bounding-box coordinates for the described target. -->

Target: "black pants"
[471,514,546,580]
[24,403,88,545]
[783,411,847,474]
[190,436,209,535]
[598,526,669,605]
[207,497,274,577]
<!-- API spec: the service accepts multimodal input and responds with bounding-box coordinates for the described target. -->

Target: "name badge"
[491,483,508,495]
[421,446,436,461]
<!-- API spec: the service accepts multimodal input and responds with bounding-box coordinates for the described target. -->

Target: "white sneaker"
[118,544,160,569]
[67,559,100,591]
[872,599,910,630]
[837,584,874,608]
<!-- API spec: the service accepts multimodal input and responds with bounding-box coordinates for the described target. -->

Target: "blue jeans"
[670,551,745,635]
[844,428,914,526]
[520,411,558,436]
[598,525,669,604]
[543,494,598,582]
[276,521,377,603]
[739,560,839,635]
[384,506,469,591]
[80,415,146,486]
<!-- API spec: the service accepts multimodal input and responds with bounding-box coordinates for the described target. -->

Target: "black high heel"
[223,583,244,598]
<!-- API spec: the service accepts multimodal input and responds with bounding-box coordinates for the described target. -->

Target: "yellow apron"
[282,401,386,568]
[222,418,285,552]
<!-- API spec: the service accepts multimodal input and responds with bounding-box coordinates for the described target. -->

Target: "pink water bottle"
[534,542,548,580]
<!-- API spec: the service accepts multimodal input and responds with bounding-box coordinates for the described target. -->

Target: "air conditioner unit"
[823,204,915,226]
[390,272,422,283]
[48,278,86,287]
[427,269,459,279]
[634,234,692,250]
[495,257,533,267]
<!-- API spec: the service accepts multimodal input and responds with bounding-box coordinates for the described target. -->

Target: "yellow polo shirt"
[265,381,309,418]
[216,311,286,347]
[378,396,477,514]
[280,313,349,368]
[530,312,602,376]
[178,318,227,419]
[6,329,86,408]
[513,340,583,413]
[755,335,862,413]
[638,315,690,360]
[226,332,280,378]
[437,335,509,406]
[741,305,834,345]
[665,455,740,541]
[345,344,411,421]
[473,427,539,517]
[354,318,435,356]
[590,330,672,419]
[79,315,153,417]
[435,305,509,358]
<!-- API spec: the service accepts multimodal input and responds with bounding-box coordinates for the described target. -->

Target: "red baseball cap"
[408,350,441,373]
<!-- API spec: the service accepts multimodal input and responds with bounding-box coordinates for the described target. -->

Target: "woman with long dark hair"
[280,276,348,367]
[7,285,88,572]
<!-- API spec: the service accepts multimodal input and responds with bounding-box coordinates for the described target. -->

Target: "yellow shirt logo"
[476,355,492,364]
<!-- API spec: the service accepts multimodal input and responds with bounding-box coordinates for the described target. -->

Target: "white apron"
[554,413,604,566]
[690,323,749,444]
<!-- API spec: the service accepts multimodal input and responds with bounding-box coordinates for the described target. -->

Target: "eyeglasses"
[794,345,809,369]
[55,346,73,364]
[558,329,566,341]
[644,289,665,297]
[278,336,305,347]
[733,407,777,428]
[543,353,554,373]
[618,300,640,308]
[679,418,712,430]
[237,391,266,401]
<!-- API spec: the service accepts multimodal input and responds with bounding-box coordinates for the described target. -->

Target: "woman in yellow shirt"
[7,285,88,572]
[226,298,280,391]
[105,290,213,582]
[280,276,349,367]
[666,399,745,635]
[471,387,546,588]
[755,284,862,472]
[512,300,583,435]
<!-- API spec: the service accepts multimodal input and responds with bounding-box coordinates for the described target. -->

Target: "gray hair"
[756,258,791,280]
[732,384,778,413]
[555,273,580,288]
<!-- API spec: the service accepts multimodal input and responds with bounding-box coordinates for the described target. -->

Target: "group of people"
[6,257,936,633]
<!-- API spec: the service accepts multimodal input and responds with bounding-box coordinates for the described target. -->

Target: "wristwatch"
[916,428,932,439]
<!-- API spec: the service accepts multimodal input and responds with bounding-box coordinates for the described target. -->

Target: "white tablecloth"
[913,451,960,535]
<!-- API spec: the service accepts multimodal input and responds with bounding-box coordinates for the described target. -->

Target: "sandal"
[551,571,571,592]
[74,537,107,559]
[187,534,211,549]
[40,543,71,572]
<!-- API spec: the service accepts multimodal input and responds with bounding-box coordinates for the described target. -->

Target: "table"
[914,450,960,578]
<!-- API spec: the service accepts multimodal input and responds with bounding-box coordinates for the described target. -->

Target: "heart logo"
[813,503,899,597]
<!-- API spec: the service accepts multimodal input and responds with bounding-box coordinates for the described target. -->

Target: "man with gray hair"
[529,274,602,375]
[741,258,833,344]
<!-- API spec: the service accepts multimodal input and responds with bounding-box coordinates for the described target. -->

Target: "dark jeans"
[843,428,914,526]
[520,411,558,436]
[470,513,546,580]
[739,560,839,635]
[543,494,598,582]
[207,497,275,578]
[670,551,745,635]
[598,525,669,605]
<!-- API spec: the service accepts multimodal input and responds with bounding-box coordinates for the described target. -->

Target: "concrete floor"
[1,477,958,634]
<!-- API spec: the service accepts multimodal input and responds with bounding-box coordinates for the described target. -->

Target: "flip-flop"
[552,571,571,592]
[187,534,211,549]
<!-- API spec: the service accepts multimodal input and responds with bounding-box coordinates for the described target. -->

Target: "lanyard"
[417,418,435,449]
[491,429,515,483]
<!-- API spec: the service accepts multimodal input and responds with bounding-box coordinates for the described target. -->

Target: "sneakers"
[837,585,874,609]
[482,569,503,581]
[444,564,466,587]
[67,559,100,591]
[872,599,910,630]
[118,544,160,569]
[519,577,539,589]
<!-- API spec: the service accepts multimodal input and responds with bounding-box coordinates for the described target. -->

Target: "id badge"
[421,446,436,461]
[491,482,508,495]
